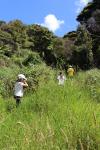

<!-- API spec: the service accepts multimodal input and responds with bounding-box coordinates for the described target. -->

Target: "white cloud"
[80,0,90,5]
[41,14,64,32]
[76,0,92,14]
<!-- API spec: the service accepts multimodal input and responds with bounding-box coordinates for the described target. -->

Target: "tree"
[71,25,93,69]
[76,0,100,68]
[27,24,55,64]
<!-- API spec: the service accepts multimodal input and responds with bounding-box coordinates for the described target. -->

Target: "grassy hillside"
[0,69,100,150]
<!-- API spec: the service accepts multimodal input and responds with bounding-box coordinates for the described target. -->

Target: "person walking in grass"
[14,74,28,107]
[57,71,66,85]
[67,65,75,77]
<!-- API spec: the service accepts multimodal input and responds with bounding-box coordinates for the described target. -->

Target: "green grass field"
[0,70,100,150]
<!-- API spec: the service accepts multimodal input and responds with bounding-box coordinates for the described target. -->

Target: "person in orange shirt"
[67,65,75,77]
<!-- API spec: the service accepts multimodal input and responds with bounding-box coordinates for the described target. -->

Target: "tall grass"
[0,69,100,149]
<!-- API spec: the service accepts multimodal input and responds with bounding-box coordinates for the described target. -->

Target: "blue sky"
[0,0,91,36]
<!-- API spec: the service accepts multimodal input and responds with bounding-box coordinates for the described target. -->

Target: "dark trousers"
[14,96,21,107]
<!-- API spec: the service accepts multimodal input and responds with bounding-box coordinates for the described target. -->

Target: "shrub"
[22,52,42,66]
[0,63,54,97]
[0,67,20,97]
[76,69,100,102]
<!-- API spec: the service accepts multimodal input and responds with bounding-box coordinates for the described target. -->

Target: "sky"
[0,0,91,37]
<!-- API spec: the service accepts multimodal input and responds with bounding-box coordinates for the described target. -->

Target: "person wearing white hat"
[18,74,27,80]
[14,74,28,107]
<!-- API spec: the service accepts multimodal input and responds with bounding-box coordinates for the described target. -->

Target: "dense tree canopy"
[77,0,100,67]
[0,0,100,69]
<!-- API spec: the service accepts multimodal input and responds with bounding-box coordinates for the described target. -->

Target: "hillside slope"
[0,69,100,150]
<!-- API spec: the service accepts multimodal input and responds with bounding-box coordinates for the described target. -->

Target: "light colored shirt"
[14,82,24,97]
[57,75,66,85]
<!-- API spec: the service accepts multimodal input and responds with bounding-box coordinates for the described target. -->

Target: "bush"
[0,67,20,97]
[76,69,100,102]
[0,55,12,67]
[22,52,42,66]
[22,63,54,93]
[0,63,54,97]
[84,69,100,101]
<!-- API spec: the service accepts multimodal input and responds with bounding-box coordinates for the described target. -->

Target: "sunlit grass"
[0,70,100,149]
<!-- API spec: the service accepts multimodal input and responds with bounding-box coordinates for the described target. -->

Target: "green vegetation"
[0,0,100,69]
[0,63,53,97]
[0,0,100,149]
[0,69,100,149]
[77,0,100,67]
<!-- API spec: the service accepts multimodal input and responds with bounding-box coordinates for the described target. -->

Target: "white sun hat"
[18,74,27,80]
[69,65,72,68]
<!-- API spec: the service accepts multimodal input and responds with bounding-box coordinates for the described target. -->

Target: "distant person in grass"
[14,74,28,107]
[57,71,66,85]
[67,65,75,77]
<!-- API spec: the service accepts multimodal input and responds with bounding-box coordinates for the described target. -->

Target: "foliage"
[76,0,100,68]
[84,69,100,101]
[52,37,75,68]
[26,24,55,64]
[22,52,42,66]
[0,63,53,97]
[63,31,77,40]
[0,70,100,149]
[70,25,93,69]
[0,0,100,69]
